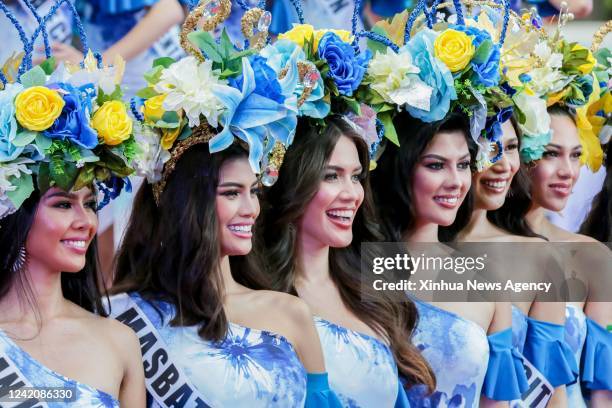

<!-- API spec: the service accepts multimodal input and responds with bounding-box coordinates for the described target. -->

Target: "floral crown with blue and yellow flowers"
[133,0,388,204]
[0,0,135,221]
[500,4,610,170]
[320,0,517,172]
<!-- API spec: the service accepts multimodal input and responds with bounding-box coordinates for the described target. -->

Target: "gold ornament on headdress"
[152,124,216,205]
[180,0,232,61]
[592,20,612,52]
[241,8,273,51]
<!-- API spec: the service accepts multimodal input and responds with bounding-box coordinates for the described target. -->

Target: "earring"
[11,246,26,273]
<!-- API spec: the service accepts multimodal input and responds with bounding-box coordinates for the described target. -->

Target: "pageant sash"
[108,294,211,408]
[151,25,185,60]
[511,357,553,408]
[16,0,72,46]
[0,348,50,408]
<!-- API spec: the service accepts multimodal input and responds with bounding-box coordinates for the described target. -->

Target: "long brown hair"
[260,115,435,392]
[112,143,270,341]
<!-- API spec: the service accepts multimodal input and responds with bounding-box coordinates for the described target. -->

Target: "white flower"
[528,66,572,96]
[368,48,432,111]
[154,57,229,128]
[0,158,34,220]
[132,123,171,183]
[514,92,550,136]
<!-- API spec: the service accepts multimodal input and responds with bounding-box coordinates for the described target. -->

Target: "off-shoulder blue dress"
[0,329,119,407]
[108,292,340,407]
[407,301,526,407]
[564,304,588,407]
[314,316,409,407]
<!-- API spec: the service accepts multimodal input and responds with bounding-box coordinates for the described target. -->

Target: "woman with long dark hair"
[109,134,340,406]
[491,105,612,406]
[372,109,522,407]
[580,142,611,242]
[260,115,435,406]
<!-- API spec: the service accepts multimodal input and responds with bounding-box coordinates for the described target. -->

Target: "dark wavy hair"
[488,106,575,239]
[0,185,107,318]
[371,111,476,242]
[580,142,611,241]
[112,142,269,341]
[260,115,435,392]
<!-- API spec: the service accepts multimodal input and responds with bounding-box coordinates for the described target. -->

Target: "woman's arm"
[114,321,147,407]
[480,302,512,407]
[47,0,185,65]
[547,0,593,18]
[286,297,326,373]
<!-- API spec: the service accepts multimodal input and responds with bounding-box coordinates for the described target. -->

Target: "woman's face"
[472,120,520,210]
[26,187,98,273]
[412,130,472,226]
[529,113,582,212]
[299,135,365,250]
[216,156,261,257]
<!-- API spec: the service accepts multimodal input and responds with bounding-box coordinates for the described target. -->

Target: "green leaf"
[35,133,53,151]
[136,87,159,99]
[153,57,175,69]
[20,66,46,88]
[73,164,96,191]
[39,57,57,75]
[37,162,51,193]
[367,26,390,55]
[379,111,399,146]
[50,155,78,191]
[143,65,164,86]
[97,85,123,106]
[5,173,34,210]
[342,96,361,115]
[188,31,223,63]
[472,40,493,65]
[220,29,234,60]
[12,130,37,147]
[95,147,134,178]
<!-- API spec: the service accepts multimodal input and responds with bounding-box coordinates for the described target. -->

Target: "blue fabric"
[512,305,528,353]
[85,0,158,15]
[482,328,529,401]
[0,329,119,407]
[109,293,310,407]
[564,304,588,407]
[314,316,405,407]
[305,373,343,407]
[407,301,489,407]
[523,316,579,387]
[395,380,410,408]
[581,317,612,391]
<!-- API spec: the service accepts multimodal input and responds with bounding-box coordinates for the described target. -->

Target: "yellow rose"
[572,44,596,74]
[143,94,166,123]
[15,86,65,131]
[313,29,353,49]
[92,101,132,146]
[161,125,183,150]
[278,24,315,48]
[434,29,475,73]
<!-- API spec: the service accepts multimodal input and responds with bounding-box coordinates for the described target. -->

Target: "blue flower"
[44,83,98,150]
[0,83,25,162]
[485,107,514,142]
[231,55,285,104]
[404,29,457,122]
[452,25,501,87]
[567,75,593,107]
[212,57,298,173]
[520,131,552,162]
[318,32,371,97]
[260,40,330,118]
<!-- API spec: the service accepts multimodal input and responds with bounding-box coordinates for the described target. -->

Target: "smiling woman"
[0,185,145,408]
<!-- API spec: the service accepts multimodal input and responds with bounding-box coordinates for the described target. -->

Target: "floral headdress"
[0,1,135,221]
[501,5,610,170]
[132,0,360,204]
[341,0,516,171]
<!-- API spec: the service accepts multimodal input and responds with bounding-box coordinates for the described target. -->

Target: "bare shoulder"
[249,290,312,322]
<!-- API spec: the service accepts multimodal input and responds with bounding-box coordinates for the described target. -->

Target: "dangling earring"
[11,246,27,273]
[506,188,514,198]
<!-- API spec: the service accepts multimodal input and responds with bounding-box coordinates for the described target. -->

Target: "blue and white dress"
[314,316,409,407]
[0,329,119,407]
[408,301,525,407]
[564,304,588,407]
[108,292,340,407]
